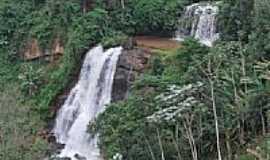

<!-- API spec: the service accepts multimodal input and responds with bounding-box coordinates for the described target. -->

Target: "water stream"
[53,46,122,160]
[175,3,219,46]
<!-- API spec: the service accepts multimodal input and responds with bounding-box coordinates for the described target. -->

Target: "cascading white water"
[175,3,219,46]
[53,46,122,160]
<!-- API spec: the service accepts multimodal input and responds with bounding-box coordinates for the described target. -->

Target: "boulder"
[74,154,87,160]
[117,48,151,72]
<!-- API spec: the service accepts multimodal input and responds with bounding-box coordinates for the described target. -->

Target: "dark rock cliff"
[112,47,151,102]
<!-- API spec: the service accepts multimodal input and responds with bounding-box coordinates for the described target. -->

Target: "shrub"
[101,32,128,48]
[18,64,44,96]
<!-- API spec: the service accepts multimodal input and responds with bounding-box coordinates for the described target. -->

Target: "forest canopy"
[0,0,269,160]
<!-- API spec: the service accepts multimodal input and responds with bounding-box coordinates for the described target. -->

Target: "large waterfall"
[175,3,219,46]
[53,46,122,160]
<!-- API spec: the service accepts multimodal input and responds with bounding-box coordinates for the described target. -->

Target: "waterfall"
[53,46,122,160]
[175,3,219,46]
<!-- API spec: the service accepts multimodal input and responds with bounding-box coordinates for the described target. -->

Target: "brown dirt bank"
[135,36,181,50]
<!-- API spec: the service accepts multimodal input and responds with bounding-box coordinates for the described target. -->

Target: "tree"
[81,0,94,13]
[147,83,206,160]
[219,0,254,41]
[249,0,270,60]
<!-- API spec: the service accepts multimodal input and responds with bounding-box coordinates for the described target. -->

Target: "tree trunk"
[144,134,156,160]
[210,80,222,160]
[171,130,182,160]
[225,131,232,160]
[157,129,165,160]
[81,0,94,13]
[184,117,198,160]
[240,44,247,145]
[267,110,270,133]
[260,108,266,135]
[120,0,125,9]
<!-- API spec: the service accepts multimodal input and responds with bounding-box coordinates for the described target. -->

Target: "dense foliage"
[105,0,186,35]
[0,86,49,160]
[0,0,187,159]
[93,39,270,160]
[0,0,269,160]
[92,1,270,160]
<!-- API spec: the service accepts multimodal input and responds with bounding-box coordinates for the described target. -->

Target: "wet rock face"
[74,154,87,160]
[112,48,151,102]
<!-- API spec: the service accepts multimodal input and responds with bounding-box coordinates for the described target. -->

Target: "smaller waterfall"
[175,3,219,46]
[53,46,122,160]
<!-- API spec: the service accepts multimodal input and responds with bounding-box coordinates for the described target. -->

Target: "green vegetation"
[0,86,49,160]
[0,0,188,159]
[94,40,270,160]
[0,0,269,160]
[105,0,186,35]
[91,1,270,160]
